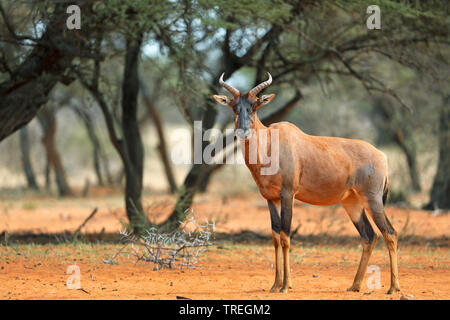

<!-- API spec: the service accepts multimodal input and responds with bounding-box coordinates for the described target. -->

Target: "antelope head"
[213,72,276,139]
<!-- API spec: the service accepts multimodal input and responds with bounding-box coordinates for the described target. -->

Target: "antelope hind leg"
[366,197,401,294]
[342,193,378,292]
[279,190,293,293]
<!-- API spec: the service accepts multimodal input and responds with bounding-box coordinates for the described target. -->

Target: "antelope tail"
[382,177,389,206]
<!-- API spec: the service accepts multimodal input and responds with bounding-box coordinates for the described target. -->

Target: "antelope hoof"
[270,284,282,293]
[347,285,361,292]
[280,287,289,293]
[387,287,401,294]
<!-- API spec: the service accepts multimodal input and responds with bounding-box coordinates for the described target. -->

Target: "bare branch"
[0,2,38,42]
[75,68,125,157]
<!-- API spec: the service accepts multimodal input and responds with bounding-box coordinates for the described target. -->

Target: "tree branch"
[262,89,303,125]
[75,68,125,158]
[0,2,38,42]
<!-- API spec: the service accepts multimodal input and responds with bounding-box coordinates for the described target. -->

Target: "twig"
[290,223,302,238]
[73,208,98,239]
[77,288,90,295]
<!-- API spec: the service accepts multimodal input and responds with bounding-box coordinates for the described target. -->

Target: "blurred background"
[0,0,448,235]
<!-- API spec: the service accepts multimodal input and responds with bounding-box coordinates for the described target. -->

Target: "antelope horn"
[249,72,272,97]
[219,73,240,98]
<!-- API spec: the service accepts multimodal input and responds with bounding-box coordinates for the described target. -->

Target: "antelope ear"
[213,95,232,107]
[256,94,276,109]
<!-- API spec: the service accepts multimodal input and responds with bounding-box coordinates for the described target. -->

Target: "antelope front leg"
[280,190,293,293]
[280,231,292,292]
[268,200,283,292]
[270,231,283,292]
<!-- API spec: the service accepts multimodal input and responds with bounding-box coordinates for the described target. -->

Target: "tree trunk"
[121,35,149,233]
[19,127,39,191]
[139,76,178,194]
[101,153,114,186]
[393,128,422,192]
[38,107,73,197]
[198,169,213,193]
[374,98,422,192]
[426,96,450,210]
[162,163,210,230]
[73,106,106,186]
[159,95,218,230]
[76,33,148,233]
[44,158,51,191]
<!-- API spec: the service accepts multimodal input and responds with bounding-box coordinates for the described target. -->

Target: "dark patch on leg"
[280,191,293,235]
[368,198,396,235]
[372,213,395,235]
[353,209,376,243]
[268,200,281,234]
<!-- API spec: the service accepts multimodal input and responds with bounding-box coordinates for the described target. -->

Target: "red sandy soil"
[0,191,448,300]
[0,244,448,300]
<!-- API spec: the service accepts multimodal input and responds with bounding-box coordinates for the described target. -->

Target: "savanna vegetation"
[1,0,448,233]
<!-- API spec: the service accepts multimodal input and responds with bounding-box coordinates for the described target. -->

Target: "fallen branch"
[73,208,98,238]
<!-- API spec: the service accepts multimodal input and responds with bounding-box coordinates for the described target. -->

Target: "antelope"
[213,72,400,294]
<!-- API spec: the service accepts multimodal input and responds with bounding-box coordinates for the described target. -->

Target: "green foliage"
[93,0,175,36]
[336,0,448,20]
[198,0,292,29]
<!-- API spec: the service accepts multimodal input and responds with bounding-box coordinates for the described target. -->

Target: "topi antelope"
[213,72,400,294]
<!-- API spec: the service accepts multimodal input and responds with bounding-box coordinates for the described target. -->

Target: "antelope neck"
[241,114,270,166]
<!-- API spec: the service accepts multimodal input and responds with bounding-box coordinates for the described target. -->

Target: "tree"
[72,105,112,186]
[0,1,100,142]
[121,34,149,233]
[73,0,179,233]
[426,96,450,210]
[37,105,73,197]
[77,35,151,233]
[139,76,178,194]
[372,96,421,192]
[19,127,39,191]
